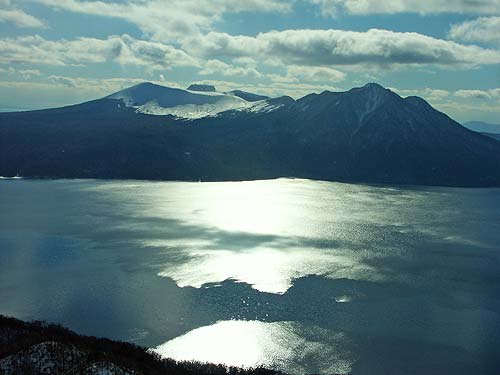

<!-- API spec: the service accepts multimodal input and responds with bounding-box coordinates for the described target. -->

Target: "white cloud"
[390,87,451,102]
[0,1,46,28]
[190,29,500,68]
[185,32,263,60]
[311,0,500,16]
[449,16,500,45]
[454,89,500,100]
[0,34,198,68]
[3,28,499,84]
[48,75,77,87]
[385,86,500,122]
[435,100,500,123]
[0,65,42,81]
[391,87,500,102]
[199,59,262,78]
[18,69,40,79]
[34,0,291,42]
[270,65,345,83]
[0,66,14,74]
[1,28,499,89]
[117,35,199,68]
[189,78,341,99]
[44,75,176,92]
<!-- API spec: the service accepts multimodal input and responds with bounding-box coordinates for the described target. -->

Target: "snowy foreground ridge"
[0,342,135,375]
[107,82,284,119]
[0,315,289,375]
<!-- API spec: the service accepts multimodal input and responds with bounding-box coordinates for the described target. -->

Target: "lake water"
[0,178,499,374]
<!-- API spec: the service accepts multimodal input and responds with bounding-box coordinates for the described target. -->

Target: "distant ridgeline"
[462,121,500,142]
[0,315,285,375]
[1,82,500,187]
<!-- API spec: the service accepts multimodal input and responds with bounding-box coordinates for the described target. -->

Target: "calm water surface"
[0,178,499,374]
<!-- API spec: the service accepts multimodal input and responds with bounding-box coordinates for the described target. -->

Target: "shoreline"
[1,175,498,190]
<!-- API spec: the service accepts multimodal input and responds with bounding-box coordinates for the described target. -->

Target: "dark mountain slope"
[481,132,500,141]
[193,83,500,186]
[1,82,500,186]
[0,100,190,180]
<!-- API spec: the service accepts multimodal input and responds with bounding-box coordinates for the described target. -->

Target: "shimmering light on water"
[159,248,375,294]
[335,295,352,303]
[1,178,500,374]
[152,320,353,374]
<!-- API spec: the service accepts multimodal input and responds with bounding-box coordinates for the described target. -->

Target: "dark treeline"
[0,315,285,375]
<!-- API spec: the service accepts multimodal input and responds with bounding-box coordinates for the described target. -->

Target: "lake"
[0,178,499,374]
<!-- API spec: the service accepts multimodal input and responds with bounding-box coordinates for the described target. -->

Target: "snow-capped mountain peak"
[107,82,283,119]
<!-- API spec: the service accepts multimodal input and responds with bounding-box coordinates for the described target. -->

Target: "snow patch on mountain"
[135,97,288,119]
[241,100,287,114]
[135,96,254,119]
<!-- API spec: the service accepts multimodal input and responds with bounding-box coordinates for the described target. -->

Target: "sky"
[0,0,499,123]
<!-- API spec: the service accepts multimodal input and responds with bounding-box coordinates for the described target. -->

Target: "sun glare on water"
[151,320,353,374]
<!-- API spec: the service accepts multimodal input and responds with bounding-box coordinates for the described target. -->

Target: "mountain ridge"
[1,82,499,187]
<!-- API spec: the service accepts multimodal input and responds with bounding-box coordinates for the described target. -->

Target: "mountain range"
[1,82,500,187]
